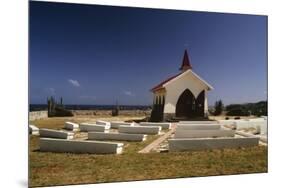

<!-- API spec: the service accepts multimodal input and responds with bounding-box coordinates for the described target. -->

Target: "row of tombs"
[29,117,267,155]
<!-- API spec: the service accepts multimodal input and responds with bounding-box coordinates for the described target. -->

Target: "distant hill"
[225,101,267,116]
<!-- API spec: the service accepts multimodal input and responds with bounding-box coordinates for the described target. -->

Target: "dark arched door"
[195,90,205,117]
[176,89,196,118]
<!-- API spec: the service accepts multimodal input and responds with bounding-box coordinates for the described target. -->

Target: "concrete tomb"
[217,120,238,127]
[64,122,79,131]
[40,138,123,154]
[119,125,161,135]
[177,124,221,130]
[179,121,217,124]
[174,130,235,138]
[248,118,267,122]
[29,125,39,135]
[110,121,134,129]
[39,128,74,139]
[259,122,267,135]
[235,131,267,143]
[88,132,147,141]
[96,120,110,126]
[80,123,110,132]
[140,122,172,129]
[234,120,267,133]
[169,137,259,152]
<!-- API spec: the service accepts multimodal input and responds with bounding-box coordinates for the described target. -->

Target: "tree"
[112,100,120,116]
[214,100,223,116]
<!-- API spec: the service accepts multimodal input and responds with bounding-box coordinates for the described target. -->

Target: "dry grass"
[29,116,267,187]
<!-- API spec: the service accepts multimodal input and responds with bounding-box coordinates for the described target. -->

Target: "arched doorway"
[176,89,196,118]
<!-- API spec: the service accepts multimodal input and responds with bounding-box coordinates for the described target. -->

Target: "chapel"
[150,50,214,121]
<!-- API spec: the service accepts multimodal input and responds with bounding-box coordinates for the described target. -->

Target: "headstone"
[29,124,39,135]
[174,130,235,138]
[140,122,171,129]
[39,128,74,139]
[40,138,124,154]
[96,120,110,126]
[179,121,217,124]
[177,124,221,130]
[88,132,147,141]
[234,120,266,133]
[110,121,134,129]
[64,122,79,131]
[169,137,259,152]
[119,125,161,135]
[80,123,110,132]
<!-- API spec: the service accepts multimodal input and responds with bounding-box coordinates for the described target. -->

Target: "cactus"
[112,100,120,116]
[47,96,73,117]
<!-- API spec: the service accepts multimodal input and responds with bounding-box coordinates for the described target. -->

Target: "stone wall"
[29,111,48,121]
[71,110,151,116]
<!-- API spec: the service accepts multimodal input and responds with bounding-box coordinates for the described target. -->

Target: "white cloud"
[68,79,80,87]
[123,91,135,97]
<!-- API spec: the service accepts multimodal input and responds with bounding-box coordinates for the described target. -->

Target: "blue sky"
[29,1,267,106]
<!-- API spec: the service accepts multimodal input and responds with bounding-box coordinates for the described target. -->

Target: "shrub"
[214,100,224,116]
[226,109,250,116]
[112,108,119,116]
[49,107,73,117]
[150,104,164,122]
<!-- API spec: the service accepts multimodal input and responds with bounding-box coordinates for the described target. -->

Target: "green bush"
[226,109,250,116]
[150,104,164,122]
[112,108,119,116]
[49,107,73,117]
[214,100,223,116]
[225,101,267,116]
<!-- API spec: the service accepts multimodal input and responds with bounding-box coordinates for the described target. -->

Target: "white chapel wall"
[164,72,208,114]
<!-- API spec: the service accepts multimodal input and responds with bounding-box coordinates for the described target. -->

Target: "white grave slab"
[260,122,267,135]
[234,121,266,133]
[29,125,39,135]
[64,122,79,131]
[96,120,110,126]
[110,121,134,129]
[119,125,161,135]
[40,138,123,154]
[177,124,221,130]
[140,122,171,129]
[248,118,266,122]
[174,130,235,138]
[218,120,239,127]
[80,123,110,132]
[235,131,267,143]
[39,128,74,139]
[88,132,147,141]
[179,121,217,124]
[169,137,259,152]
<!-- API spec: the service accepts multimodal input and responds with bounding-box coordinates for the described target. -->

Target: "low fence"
[71,110,151,116]
[29,111,48,121]
[29,110,151,121]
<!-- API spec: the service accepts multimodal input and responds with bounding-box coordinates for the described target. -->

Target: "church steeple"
[179,49,192,72]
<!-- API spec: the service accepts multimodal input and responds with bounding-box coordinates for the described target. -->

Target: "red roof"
[150,72,183,92]
[180,49,192,71]
[151,50,193,93]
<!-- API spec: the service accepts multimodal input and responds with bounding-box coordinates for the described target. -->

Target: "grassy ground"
[29,116,267,187]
